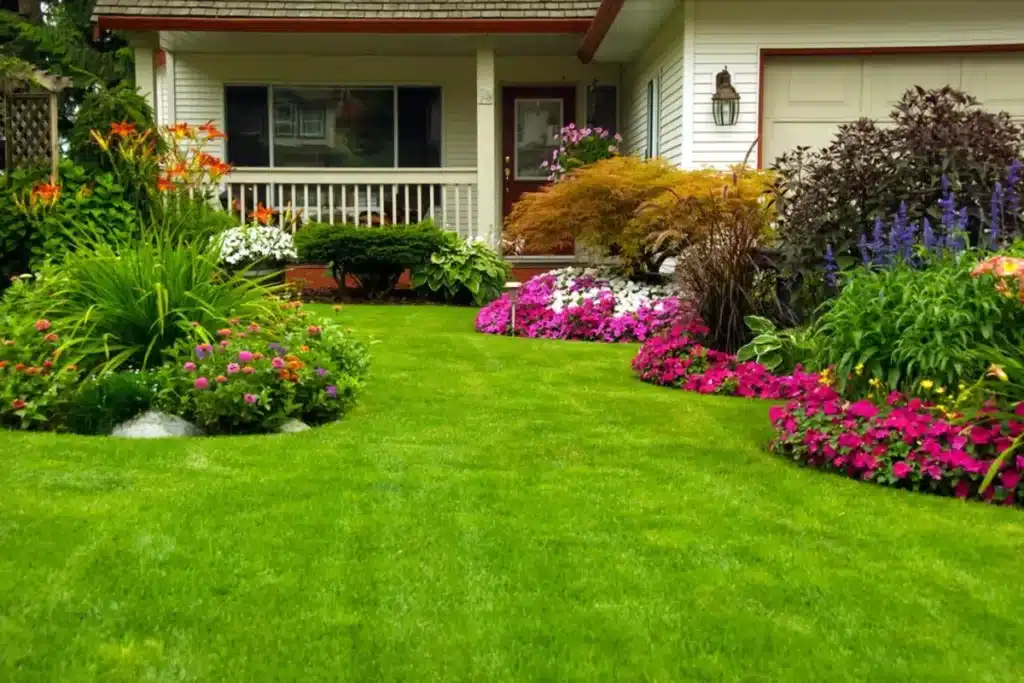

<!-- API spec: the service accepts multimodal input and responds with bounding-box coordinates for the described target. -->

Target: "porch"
[131,32,621,249]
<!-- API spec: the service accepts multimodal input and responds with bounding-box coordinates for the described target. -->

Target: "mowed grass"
[1,305,1023,682]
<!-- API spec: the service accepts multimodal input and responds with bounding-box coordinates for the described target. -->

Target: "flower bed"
[475,267,686,342]
[632,323,823,399]
[769,392,1023,507]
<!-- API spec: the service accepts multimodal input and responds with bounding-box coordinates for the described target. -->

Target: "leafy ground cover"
[1,306,1023,682]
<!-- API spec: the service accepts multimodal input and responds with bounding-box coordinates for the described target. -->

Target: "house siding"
[690,0,1024,168]
[621,2,685,164]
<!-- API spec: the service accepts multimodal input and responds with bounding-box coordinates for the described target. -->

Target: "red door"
[502,86,576,255]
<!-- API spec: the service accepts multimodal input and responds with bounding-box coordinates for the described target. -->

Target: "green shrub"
[295,222,447,298]
[62,371,155,435]
[411,232,508,306]
[811,252,1024,394]
[772,86,1024,283]
[69,81,160,174]
[153,309,368,434]
[45,231,283,371]
[0,162,139,283]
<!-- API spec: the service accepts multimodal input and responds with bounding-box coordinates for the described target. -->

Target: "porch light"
[712,66,740,127]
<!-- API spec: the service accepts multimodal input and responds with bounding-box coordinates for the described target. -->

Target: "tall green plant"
[50,230,283,370]
[811,254,1024,394]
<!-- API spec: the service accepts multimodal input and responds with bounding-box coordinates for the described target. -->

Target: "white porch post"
[475,47,499,248]
[133,44,157,116]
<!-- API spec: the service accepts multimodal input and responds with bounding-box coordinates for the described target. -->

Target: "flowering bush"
[543,124,621,181]
[216,224,298,269]
[632,322,823,399]
[153,305,368,434]
[475,267,687,342]
[769,390,1023,507]
[0,279,83,429]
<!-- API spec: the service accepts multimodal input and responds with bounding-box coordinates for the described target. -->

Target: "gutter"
[94,16,592,35]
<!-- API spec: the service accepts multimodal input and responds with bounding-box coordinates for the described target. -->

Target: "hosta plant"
[411,232,509,306]
[736,316,817,374]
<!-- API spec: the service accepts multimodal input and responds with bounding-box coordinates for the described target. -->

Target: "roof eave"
[95,15,593,35]
[576,0,625,63]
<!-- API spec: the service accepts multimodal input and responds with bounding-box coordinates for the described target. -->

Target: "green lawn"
[2,305,1023,682]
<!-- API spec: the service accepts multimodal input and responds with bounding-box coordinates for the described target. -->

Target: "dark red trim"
[756,44,1024,168]
[97,15,591,34]
[155,49,166,67]
[577,0,625,63]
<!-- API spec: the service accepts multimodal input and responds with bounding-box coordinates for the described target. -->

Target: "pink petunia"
[892,462,911,479]
[1002,470,1021,490]
[847,400,879,419]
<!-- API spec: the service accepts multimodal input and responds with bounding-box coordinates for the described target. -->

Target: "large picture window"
[224,84,442,169]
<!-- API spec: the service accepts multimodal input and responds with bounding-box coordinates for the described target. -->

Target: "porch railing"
[224,168,479,238]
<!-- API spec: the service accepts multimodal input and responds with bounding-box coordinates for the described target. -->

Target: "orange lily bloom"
[166,162,188,179]
[32,183,60,203]
[249,204,275,225]
[167,123,193,138]
[199,121,227,139]
[156,177,177,192]
[110,121,137,136]
[208,161,233,179]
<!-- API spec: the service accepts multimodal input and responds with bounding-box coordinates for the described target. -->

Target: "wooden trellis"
[0,68,69,181]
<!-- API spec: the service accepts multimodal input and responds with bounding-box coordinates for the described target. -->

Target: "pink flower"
[183,361,197,372]
[239,351,254,363]
[892,462,911,479]
[244,393,258,404]
[194,376,210,390]
[307,325,322,336]
[247,323,260,333]
[847,400,879,420]
[272,357,286,369]
[226,363,241,374]
[954,479,971,499]
[1002,470,1021,490]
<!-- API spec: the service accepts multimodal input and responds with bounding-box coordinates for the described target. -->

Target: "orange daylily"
[198,153,219,168]
[208,161,233,179]
[199,121,227,139]
[32,183,60,202]
[110,121,137,137]
[249,203,275,226]
[166,123,194,138]
[156,177,177,192]
[166,162,188,179]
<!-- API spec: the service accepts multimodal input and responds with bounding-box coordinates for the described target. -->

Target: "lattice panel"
[6,93,51,170]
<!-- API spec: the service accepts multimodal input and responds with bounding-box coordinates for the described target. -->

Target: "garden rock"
[278,419,311,433]
[112,411,203,439]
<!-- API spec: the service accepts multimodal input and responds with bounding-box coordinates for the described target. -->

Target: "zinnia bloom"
[244,393,258,405]
[194,376,210,390]
[316,367,328,377]
[184,361,197,371]
[218,328,232,338]
[215,375,228,383]
[34,319,51,331]
[44,333,58,343]
[307,325,322,336]
[247,323,261,333]
[272,357,286,369]
[11,398,26,410]
[238,351,254,363]
[226,363,241,374]
[326,385,338,398]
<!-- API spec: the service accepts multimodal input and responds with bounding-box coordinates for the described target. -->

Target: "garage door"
[761,53,1024,165]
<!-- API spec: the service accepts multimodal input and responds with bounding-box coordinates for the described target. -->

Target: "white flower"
[214,224,298,267]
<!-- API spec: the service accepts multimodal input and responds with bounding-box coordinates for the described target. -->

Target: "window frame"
[223,83,446,169]
[585,83,619,134]
[645,77,660,159]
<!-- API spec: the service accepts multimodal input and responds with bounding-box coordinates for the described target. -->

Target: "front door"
[502,86,576,254]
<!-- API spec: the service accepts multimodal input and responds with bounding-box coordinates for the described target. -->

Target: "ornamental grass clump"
[475,267,687,342]
[769,390,1024,507]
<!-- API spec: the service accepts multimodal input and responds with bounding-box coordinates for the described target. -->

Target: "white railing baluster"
[227,184,234,222]
[240,185,247,223]
[328,185,335,225]
[277,184,284,228]
[316,186,322,223]
[302,185,309,227]
[378,185,385,225]
[455,186,462,237]
[391,185,398,226]
[417,185,423,223]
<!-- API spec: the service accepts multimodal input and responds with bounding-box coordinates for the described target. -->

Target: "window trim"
[223,82,446,169]
[645,77,660,159]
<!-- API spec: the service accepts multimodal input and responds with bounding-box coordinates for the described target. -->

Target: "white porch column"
[133,45,157,116]
[475,47,499,248]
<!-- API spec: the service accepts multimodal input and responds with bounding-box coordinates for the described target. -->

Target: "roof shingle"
[92,0,601,20]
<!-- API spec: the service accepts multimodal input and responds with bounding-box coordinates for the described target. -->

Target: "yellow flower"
[855,362,865,375]
[868,378,882,388]
[987,364,1009,382]
[920,380,934,391]
[935,386,946,395]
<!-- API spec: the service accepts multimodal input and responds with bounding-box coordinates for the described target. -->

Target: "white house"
[93,0,1024,261]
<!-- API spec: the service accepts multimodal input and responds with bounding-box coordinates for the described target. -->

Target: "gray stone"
[278,419,312,433]
[112,411,203,439]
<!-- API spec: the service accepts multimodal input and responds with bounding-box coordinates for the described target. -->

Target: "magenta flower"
[272,357,286,369]
[195,344,213,360]
[238,351,254,363]
[326,385,338,398]
[892,462,911,479]
[244,393,258,405]
[194,376,210,390]
[316,367,328,377]
[847,400,879,420]
[183,361,197,372]
[226,363,241,374]
[1002,470,1021,490]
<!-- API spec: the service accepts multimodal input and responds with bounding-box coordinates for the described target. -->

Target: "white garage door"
[762,53,1024,165]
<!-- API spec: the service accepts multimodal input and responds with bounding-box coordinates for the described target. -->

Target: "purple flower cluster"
[632,324,823,400]
[770,391,1024,507]
[541,123,623,181]
[475,270,689,343]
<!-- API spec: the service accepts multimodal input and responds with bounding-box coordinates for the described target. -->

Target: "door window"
[514,98,563,180]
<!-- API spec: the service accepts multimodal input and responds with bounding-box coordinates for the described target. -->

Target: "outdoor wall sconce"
[712,66,741,126]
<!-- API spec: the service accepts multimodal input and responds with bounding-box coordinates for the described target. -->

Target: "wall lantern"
[712,66,740,126]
